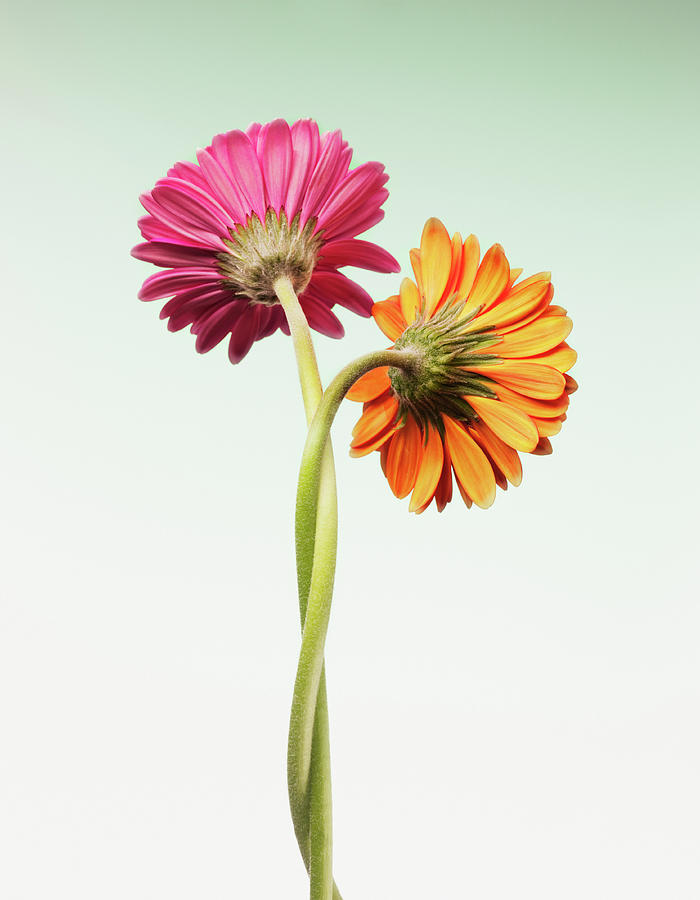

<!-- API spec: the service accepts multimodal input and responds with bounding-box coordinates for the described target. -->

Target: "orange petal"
[492,382,569,418]
[454,234,480,302]
[346,366,391,402]
[469,361,565,399]
[372,297,406,341]
[409,248,424,297]
[532,437,553,456]
[496,284,554,335]
[466,395,539,452]
[470,275,551,331]
[441,232,463,303]
[508,271,551,293]
[531,342,577,373]
[491,315,573,358]
[470,423,522,487]
[409,424,444,513]
[399,277,420,324]
[380,440,390,474]
[464,243,509,314]
[350,418,402,458]
[508,267,523,288]
[351,392,399,444]
[434,444,454,512]
[420,217,453,314]
[385,415,422,499]
[564,373,578,394]
[443,417,496,509]
[455,479,473,508]
[532,416,562,437]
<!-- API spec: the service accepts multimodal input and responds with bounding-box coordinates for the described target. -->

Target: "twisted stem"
[288,346,421,897]
[276,268,420,900]
[273,275,340,900]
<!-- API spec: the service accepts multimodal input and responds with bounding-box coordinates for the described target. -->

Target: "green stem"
[273,276,339,900]
[287,346,421,897]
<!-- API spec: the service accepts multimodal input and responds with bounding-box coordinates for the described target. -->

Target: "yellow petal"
[531,342,577,373]
[471,423,522,487]
[466,395,539,452]
[420,217,453,314]
[464,243,509,314]
[409,425,444,513]
[492,382,569,418]
[508,267,523,288]
[454,234,480,301]
[532,416,562,437]
[491,315,573,358]
[443,416,496,509]
[409,248,424,297]
[469,275,551,331]
[372,297,406,341]
[399,277,420,324]
[469,361,566,399]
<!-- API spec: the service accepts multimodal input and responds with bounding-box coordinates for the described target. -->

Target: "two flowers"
[133,117,576,511]
[132,116,577,900]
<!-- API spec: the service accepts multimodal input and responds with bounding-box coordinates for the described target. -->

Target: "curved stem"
[287,347,421,886]
[273,275,340,900]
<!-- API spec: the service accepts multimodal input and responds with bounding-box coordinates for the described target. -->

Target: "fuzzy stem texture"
[273,275,338,900]
[287,345,422,897]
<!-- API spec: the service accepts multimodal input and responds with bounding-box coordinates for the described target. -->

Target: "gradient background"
[2,0,699,897]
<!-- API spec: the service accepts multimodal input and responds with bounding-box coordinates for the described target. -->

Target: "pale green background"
[2,0,698,897]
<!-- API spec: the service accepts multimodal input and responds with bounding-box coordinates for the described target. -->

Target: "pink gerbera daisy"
[132,118,400,363]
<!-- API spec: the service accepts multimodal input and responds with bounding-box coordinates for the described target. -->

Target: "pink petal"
[299,295,345,338]
[305,271,373,317]
[300,130,351,227]
[209,132,236,178]
[140,193,227,251]
[317,162,388,237]
[228,306,263,363]
[257,305,283,340]
[131,241,218,268]
[285,119,321,219]
[246,121,263,149]
[196,148,249,222]
[318,238,399,273]
[161,287,231,332]
[160,284,229,317]
[330,195,388,242]
[166,160,210,193]
[193,301,245,353]
[324,186,389,242]
[222,131,266,221]
[259,119,293,214]
[138,215,204,247]
[138,267,220,301]
[152,179,235,232]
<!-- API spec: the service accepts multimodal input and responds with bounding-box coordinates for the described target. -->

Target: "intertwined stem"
[288,345,421,898]
[273,275,339,900]
[276,271,420,900]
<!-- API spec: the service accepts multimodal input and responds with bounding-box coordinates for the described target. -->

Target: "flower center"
[217,209,323,306]
[388,303,502,428]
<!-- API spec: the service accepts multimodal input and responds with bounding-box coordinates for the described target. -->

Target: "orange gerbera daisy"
[347,218,577,512]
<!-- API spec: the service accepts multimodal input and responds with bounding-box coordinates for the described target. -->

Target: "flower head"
[348,218,577,511]
[132,119,399,363]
